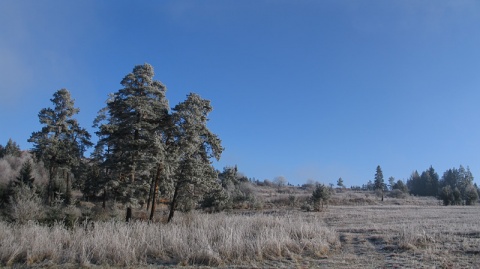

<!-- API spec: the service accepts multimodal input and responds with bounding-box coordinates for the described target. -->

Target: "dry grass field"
[0,211,337,268]
[1,190,480,268]
[318,205,480,268]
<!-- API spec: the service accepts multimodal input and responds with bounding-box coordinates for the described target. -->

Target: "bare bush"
[0,153,48,187]
[0,159,14,184]
[388,189,407,199]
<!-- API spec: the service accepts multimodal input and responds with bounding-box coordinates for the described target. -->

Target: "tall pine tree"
[166,93,223,222]
[94,64,169,221]
[29,89,92,204]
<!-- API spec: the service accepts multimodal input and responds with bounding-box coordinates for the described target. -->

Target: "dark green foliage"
[311,183,331,211]
[201,184,229,212]
[337,177,345,188]
[28,89,92,204]
[166,93,223,221]
[219,166,238,190]
[407,166,439,197]
[475,183,480,201]
[93,64,169,220]
[464,184,479,205]
[439,185,452,205]
[16,160,35,187]
[4,139,21,157]
[374,165,385,201]
[392,179,408,193]
[81,163,102,200]
[439,165,476,205]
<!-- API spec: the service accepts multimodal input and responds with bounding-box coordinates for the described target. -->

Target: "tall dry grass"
[0,212,338,267]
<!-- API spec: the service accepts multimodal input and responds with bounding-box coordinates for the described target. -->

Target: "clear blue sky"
[1,1,480,187]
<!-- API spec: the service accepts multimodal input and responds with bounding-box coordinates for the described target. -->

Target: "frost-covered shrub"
[8,185,45,224]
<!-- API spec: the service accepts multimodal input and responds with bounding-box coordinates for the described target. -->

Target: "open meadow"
[1,192,479,268]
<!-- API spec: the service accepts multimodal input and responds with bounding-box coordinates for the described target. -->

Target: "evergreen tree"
[406,170,421,195]
[219,166,238,190]
[337,177,345,188]
[166,93,223,222]
[422,166,439,197]
[16,160,35,188]
[392,179,408,193]
[28,89,92,204]
[94,64,169,221]
[4,138,21,157]
[439,185,453,205]
[408,166,439,197]
[311,183,331,211]
[210,166,255,210]
[439,165,476,205]
[464,184,479,205]
[388,176,395,190]
[374,165,385,201]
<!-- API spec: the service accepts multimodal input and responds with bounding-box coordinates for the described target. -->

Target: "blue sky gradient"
[1,1,480,186]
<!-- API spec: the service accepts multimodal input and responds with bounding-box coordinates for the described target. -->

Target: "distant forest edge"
[0,63,479,225]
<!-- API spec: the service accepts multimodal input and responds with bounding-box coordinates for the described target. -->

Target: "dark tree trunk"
[167,184,179,223]
[146,171,156,211]
[102,188,107,209]
[48,165,55,205]
[149,163,163,221]
[126,207,132,222]
[65,170,72,205]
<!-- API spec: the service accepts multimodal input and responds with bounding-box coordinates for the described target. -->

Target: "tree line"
[1,63,478,226]
[2,63,237,222]
[354,165,479,205]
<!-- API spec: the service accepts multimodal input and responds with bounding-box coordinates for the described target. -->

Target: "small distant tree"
[388,177,395,190]
[273,176,287,189]
[311,183,331,211]
[302,179,317,190]
[337,177,345,188]
[374,165,385,201]
[439,185,452,205]
[475,183,480,201]
[392,179,408,193]
[363,180,375,191]
[4,139,21,157]
[464,184,479,205]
